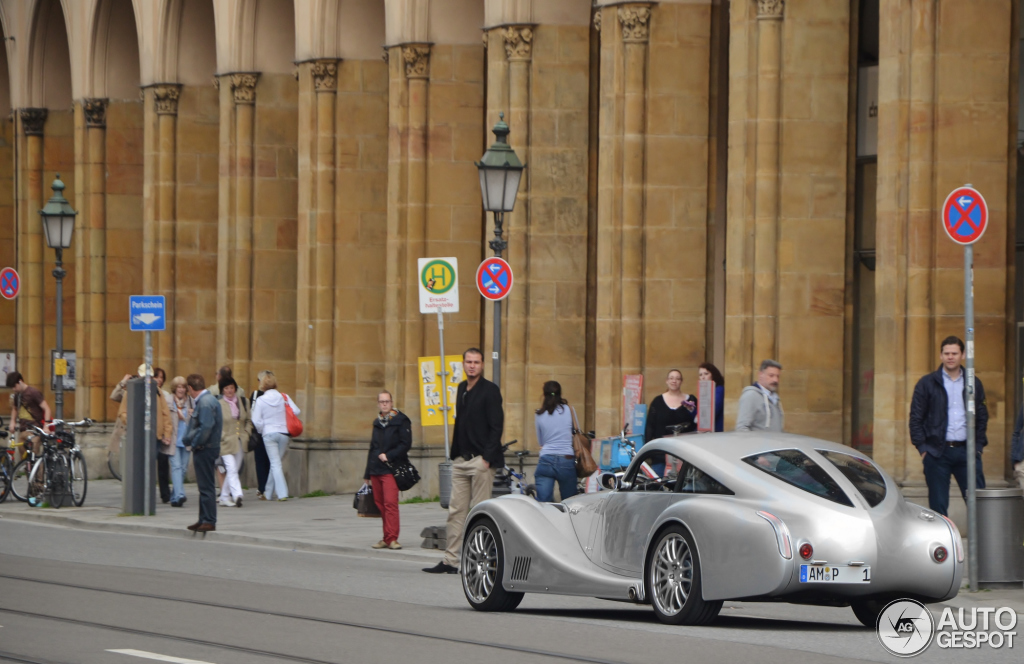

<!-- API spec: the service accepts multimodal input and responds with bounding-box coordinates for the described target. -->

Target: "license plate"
[800,565,871,583]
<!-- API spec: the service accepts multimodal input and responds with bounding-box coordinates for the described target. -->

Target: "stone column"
[231,73,259,388]
[17,109,46,388]
[752,0,783,364]
[153,85,180,373]
[500,25,533,447]
[313,60,339,437]
[79,99,108,420]
[594,5,651,434]
[215,74,235,365]
[405,44,430,412]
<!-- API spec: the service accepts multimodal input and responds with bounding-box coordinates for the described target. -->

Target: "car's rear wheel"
[851,599,887,628]
[461,517,524,612]
[646,524,722,626]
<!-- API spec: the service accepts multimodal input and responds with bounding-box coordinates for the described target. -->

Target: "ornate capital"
[593,10,602,33]
[502,26,533,61]
[382,47,390,64]
[152,85,181,115]
[83,98,108,128]
[20,108,47,136]
[618,5,652,43]
[230,73,260,104]
[757,0,784,19]
[312,60,339,92]
[401,44,430,79]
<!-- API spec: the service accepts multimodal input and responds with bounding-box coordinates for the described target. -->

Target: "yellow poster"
[418,355,461,426]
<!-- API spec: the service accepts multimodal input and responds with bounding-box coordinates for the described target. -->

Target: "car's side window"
[675,459,734,495]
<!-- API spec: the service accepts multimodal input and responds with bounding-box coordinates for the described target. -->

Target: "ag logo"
[877,599,935,657]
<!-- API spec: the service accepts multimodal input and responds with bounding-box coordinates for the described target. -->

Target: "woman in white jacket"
[251,372,299,501]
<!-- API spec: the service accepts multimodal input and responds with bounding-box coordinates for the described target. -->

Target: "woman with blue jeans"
[251,372,299,501]
[533,381,579,503]
[169,376,193,507]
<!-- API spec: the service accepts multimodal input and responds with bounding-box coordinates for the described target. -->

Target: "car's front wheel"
[461,517,524,612]
[646,524,722,625]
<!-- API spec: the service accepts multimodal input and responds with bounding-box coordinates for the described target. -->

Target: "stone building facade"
[0,0,1019,494]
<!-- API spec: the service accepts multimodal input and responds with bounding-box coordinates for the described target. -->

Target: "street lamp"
[39,174,77,421]
[475,112,524,387]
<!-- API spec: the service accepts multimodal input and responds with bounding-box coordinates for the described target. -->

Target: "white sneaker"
[218,499,233,507]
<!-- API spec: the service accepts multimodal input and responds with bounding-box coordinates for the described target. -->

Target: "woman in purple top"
[533,381,578,503]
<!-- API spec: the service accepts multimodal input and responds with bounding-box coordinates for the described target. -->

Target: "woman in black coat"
[363,390,412,550]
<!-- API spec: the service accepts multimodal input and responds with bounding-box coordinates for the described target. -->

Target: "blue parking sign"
[129,295,166,331]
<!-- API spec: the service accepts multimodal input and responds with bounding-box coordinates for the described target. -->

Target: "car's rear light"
[756,511,793,560]
[939,515,964,562]
[799,542,813,560]
[933,546,948,563]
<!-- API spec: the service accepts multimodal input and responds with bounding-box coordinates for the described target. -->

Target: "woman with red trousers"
[363,390,412,550]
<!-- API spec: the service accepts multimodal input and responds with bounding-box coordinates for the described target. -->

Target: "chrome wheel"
[651,532,693,617]
[462,524,498,603]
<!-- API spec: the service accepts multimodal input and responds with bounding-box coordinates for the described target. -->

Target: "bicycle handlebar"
[500,439,519,452]
[51,418,94,428]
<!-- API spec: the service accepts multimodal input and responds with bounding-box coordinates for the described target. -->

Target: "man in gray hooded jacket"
[735,360,783,432]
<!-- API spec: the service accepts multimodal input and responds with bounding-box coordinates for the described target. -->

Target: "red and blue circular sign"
[0,267,20,300]
[942,186,988,245]
[476,257,513,301]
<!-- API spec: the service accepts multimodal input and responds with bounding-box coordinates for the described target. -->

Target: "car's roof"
[644,431,859,461]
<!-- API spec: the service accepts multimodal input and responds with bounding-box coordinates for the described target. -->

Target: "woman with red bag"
[251,372,300,501]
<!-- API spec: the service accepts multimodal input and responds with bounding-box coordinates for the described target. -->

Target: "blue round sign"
[476,258,513,301]
[0,267,20,300]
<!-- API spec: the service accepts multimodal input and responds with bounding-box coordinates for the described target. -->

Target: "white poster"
[0,351,15,388]
[50,350,76,392]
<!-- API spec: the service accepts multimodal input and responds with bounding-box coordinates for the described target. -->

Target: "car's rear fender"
[466,495,640,600]
[646,497,795,601]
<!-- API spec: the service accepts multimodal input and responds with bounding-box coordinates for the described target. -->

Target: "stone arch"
[161,0,218,85]
[253,0,296,73]
[90,0,142,99]
[0,13,11,117]
[27,0,73,108]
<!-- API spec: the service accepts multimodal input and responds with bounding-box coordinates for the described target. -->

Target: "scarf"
[378,409,398,427]
[174,395,192,421]
[225,393,240,419]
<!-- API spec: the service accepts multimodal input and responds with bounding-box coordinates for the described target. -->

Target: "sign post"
[418,258,459,507]
[941,184,988,593]
[129,295,166,516]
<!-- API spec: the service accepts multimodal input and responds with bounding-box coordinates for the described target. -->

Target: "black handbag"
[387,460,421,491]
[354,485,381,517]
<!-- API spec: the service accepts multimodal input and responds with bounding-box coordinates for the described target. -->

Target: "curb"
[0,510,441,564]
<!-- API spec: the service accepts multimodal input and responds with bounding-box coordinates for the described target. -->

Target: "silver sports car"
[460,432,962,626]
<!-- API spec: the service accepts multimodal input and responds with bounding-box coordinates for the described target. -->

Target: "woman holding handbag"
[251,372,299,501]
[363,390,412,550]
[534,381,579,503]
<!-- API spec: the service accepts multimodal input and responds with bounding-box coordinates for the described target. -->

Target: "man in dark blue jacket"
[909,336,987,516]
[183,373,223,532]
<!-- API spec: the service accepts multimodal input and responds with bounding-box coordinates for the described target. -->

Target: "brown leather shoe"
[187,522,201,531]
[195,523,216,533]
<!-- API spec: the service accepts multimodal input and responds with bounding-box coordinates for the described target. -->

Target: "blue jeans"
[170,446,191,502]
[263,432,290,500]
[534,455,578,503]
[923,445,986,516]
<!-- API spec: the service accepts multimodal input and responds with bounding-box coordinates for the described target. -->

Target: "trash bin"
[976,488,1024,588]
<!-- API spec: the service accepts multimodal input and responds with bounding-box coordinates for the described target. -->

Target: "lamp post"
[39,174,78,421]
[475,112,524,387]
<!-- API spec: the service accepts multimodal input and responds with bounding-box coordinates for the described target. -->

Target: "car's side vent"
[510,556,531,581]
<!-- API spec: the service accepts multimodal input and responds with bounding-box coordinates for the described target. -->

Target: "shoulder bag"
[570,406,599,478]
[353,483,381,518]
[387,459,421,491]
[282,393,303,437]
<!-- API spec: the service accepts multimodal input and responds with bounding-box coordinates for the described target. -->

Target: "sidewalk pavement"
[0,480,447,564]
[1,480,1021,617]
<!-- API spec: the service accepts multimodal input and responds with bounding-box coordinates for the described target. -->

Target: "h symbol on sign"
[428,266,448,288]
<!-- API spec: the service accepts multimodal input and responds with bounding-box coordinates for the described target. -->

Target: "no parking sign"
[0,268,19,300]
[941,186,988,245]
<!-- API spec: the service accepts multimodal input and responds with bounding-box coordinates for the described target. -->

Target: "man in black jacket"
[909,336,987,516]
[424,348,504,574]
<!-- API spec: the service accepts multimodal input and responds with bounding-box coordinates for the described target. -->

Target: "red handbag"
[283,394,303,437]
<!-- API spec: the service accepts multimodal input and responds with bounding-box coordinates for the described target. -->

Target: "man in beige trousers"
[423,348,504,574]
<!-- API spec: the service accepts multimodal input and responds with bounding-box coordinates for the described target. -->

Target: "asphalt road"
[0,520,1015,664]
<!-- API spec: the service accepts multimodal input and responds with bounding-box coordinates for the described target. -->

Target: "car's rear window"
[817,450,887,507]
[743,449,853,507]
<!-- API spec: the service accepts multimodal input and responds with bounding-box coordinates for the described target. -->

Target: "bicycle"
[0,429,11,504]
[10,419,92,507]
[493,440,536,497]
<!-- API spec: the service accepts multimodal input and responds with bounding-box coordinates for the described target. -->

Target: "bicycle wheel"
[49,455,69,509]
[71,450,88,506]
[0,453,11,503]
[10,456,33,502]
